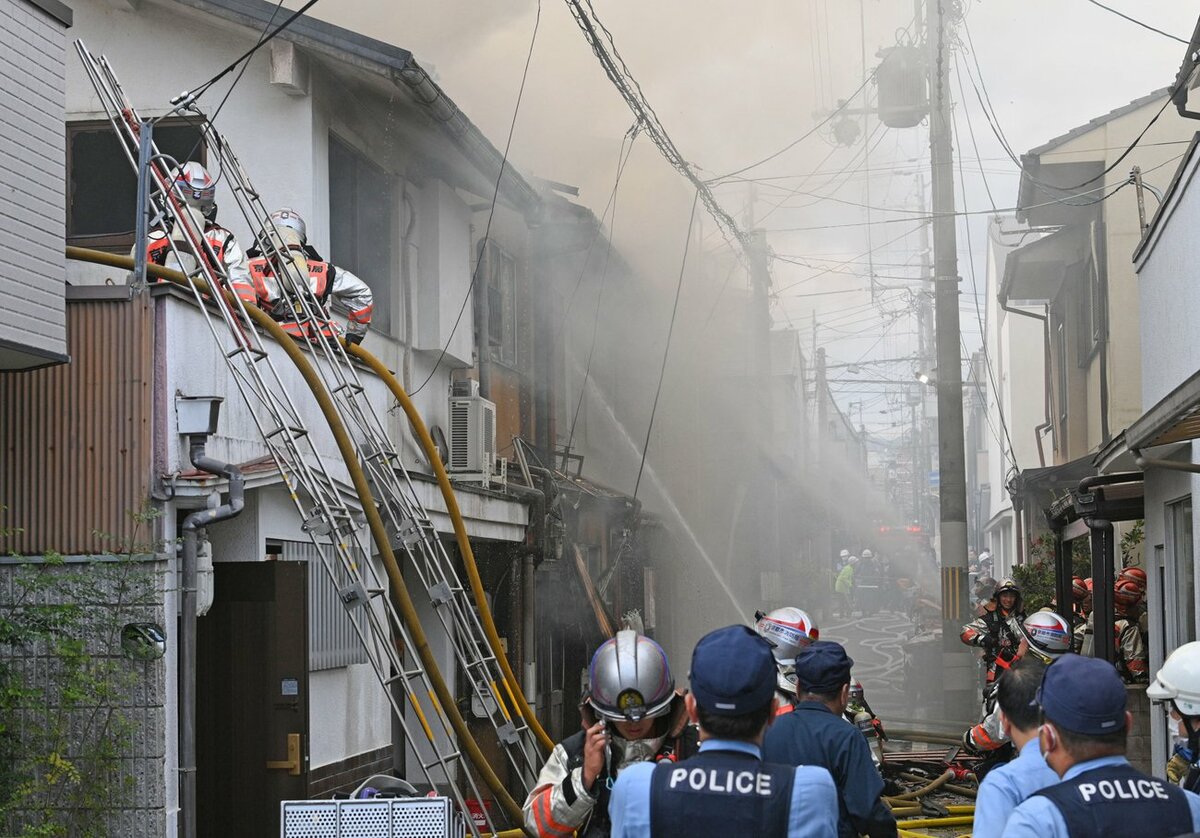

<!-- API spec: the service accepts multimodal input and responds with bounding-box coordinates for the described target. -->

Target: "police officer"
[762,641,896,838]
[608,625,838,838]
[972,660,1058,838]
[1002,655,1200,837]
[523,630,695,837]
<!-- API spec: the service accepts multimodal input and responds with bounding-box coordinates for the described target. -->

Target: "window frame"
[65,118,206,253]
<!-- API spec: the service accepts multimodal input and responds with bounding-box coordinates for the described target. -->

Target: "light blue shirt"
[609,738,839,838]
[973,738,1058,838]
[1002,756,1200,837]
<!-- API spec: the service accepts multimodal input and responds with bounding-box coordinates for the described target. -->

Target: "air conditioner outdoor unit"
[448,392,496,482]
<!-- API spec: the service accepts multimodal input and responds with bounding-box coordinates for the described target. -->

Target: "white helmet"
[839,549,850,559]
[861,548,873,559]
[1020,611,1072,663]
[754,607,819,695]
[173,161,215,211]
[1148,641,1200,716]
[269,207,307,245]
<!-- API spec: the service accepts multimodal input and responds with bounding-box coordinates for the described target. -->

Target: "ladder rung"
[265,424,308,440]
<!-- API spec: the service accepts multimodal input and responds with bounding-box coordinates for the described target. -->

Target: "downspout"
[1077,473,1142,666]
[1134,451,1200,474]
[401,187,417,392]
[180,438,244,838]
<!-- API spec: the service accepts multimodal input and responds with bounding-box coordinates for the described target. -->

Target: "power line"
[178,0,323,107]
[634,191,699,500]
[411,0,541,395]
[1081,0,1189,44]
[564,0,751,259]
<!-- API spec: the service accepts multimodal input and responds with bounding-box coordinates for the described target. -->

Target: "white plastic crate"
[281,798,467,838]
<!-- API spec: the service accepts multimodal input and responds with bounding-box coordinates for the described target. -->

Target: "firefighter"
[1148,641,1200,791]
[141,162,250,289]
[963,611,1071,756]
[1114,579,1148,683]
[844,674,887,766]
[608,625,839,838]
[961,577,1025,691]
[237,208,373,345]
[834,556,857,618]
[754,607,819,715]
[523,630,696,838]
[1002,655,1200,837]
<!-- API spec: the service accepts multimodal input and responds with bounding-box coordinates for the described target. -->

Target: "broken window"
[329,134,395,335]
[66,120,205,252]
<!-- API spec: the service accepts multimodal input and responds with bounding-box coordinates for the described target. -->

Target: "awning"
[999,223,1091,306]
[1127,366,1200,450]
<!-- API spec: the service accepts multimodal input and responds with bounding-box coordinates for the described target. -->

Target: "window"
[329,134,395,334]
[66,120,205,251]
[1169,496,1195,646]
[479,240,517,366]
[281,540,370,671]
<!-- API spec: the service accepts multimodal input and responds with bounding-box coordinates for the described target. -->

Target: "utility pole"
[926,0,973,721]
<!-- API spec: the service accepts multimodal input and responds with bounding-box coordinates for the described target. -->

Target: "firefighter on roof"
[237,208,374,345]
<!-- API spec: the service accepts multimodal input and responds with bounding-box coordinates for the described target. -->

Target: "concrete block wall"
[0,557,167,836]
[1128,684,1152,775]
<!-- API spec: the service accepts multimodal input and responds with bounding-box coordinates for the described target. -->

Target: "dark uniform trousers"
[1033,763,1192,837]
[648,748,795,837]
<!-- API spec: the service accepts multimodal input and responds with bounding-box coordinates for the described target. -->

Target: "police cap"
[793,641,854,694]
[689,625,776,716]
[1037,654,1127,736]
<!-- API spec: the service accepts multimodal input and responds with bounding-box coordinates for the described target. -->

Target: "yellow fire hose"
[896,815,974,828]
[348,343,554,752]
[897,831,938,838]
[887,770,954,802]
[65,249,529,830]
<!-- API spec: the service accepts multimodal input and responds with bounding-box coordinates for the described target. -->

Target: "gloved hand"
[1168,753,1189,785]
[980,635,999,652]
[345,332,364,346]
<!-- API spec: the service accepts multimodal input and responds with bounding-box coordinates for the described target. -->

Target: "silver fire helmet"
[586,629,675,723]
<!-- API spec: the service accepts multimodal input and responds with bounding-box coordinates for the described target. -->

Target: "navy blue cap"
[1037,654,1127,736]
[689,625,776,716]
[793,641,854,694]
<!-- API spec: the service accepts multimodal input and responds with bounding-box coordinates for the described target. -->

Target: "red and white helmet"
[173,161,215,210]
[1071,576,1088,603]
[1020,611,1072,663]
[754,607,819,694]
[1118,566,1147,590]
[1114,579,1143,610]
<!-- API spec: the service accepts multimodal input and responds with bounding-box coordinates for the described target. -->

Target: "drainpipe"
[1133,451,1200,474]
[180,437,244,838]
[1077,473,1141,666]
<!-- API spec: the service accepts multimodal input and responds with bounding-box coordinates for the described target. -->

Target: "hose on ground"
[65,248,528,830]
[887,770,953,802]
[348,343,553,753]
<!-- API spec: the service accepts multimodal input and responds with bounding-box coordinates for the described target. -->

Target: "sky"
[281,0,1197,435]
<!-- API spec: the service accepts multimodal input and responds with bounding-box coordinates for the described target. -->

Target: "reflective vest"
[146,226,231,271]
[648,748,794,838]
[1033,762,1191,837]
[244,256,336,338]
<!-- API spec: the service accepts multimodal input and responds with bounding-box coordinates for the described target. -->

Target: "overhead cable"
[1081,0,1189,45]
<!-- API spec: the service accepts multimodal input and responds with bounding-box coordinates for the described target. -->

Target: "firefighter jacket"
[960,604,1024,683]
[237,250,374,340]
[142,224,250,289]
[1077,612,1148,682]
[523,694,695,838]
